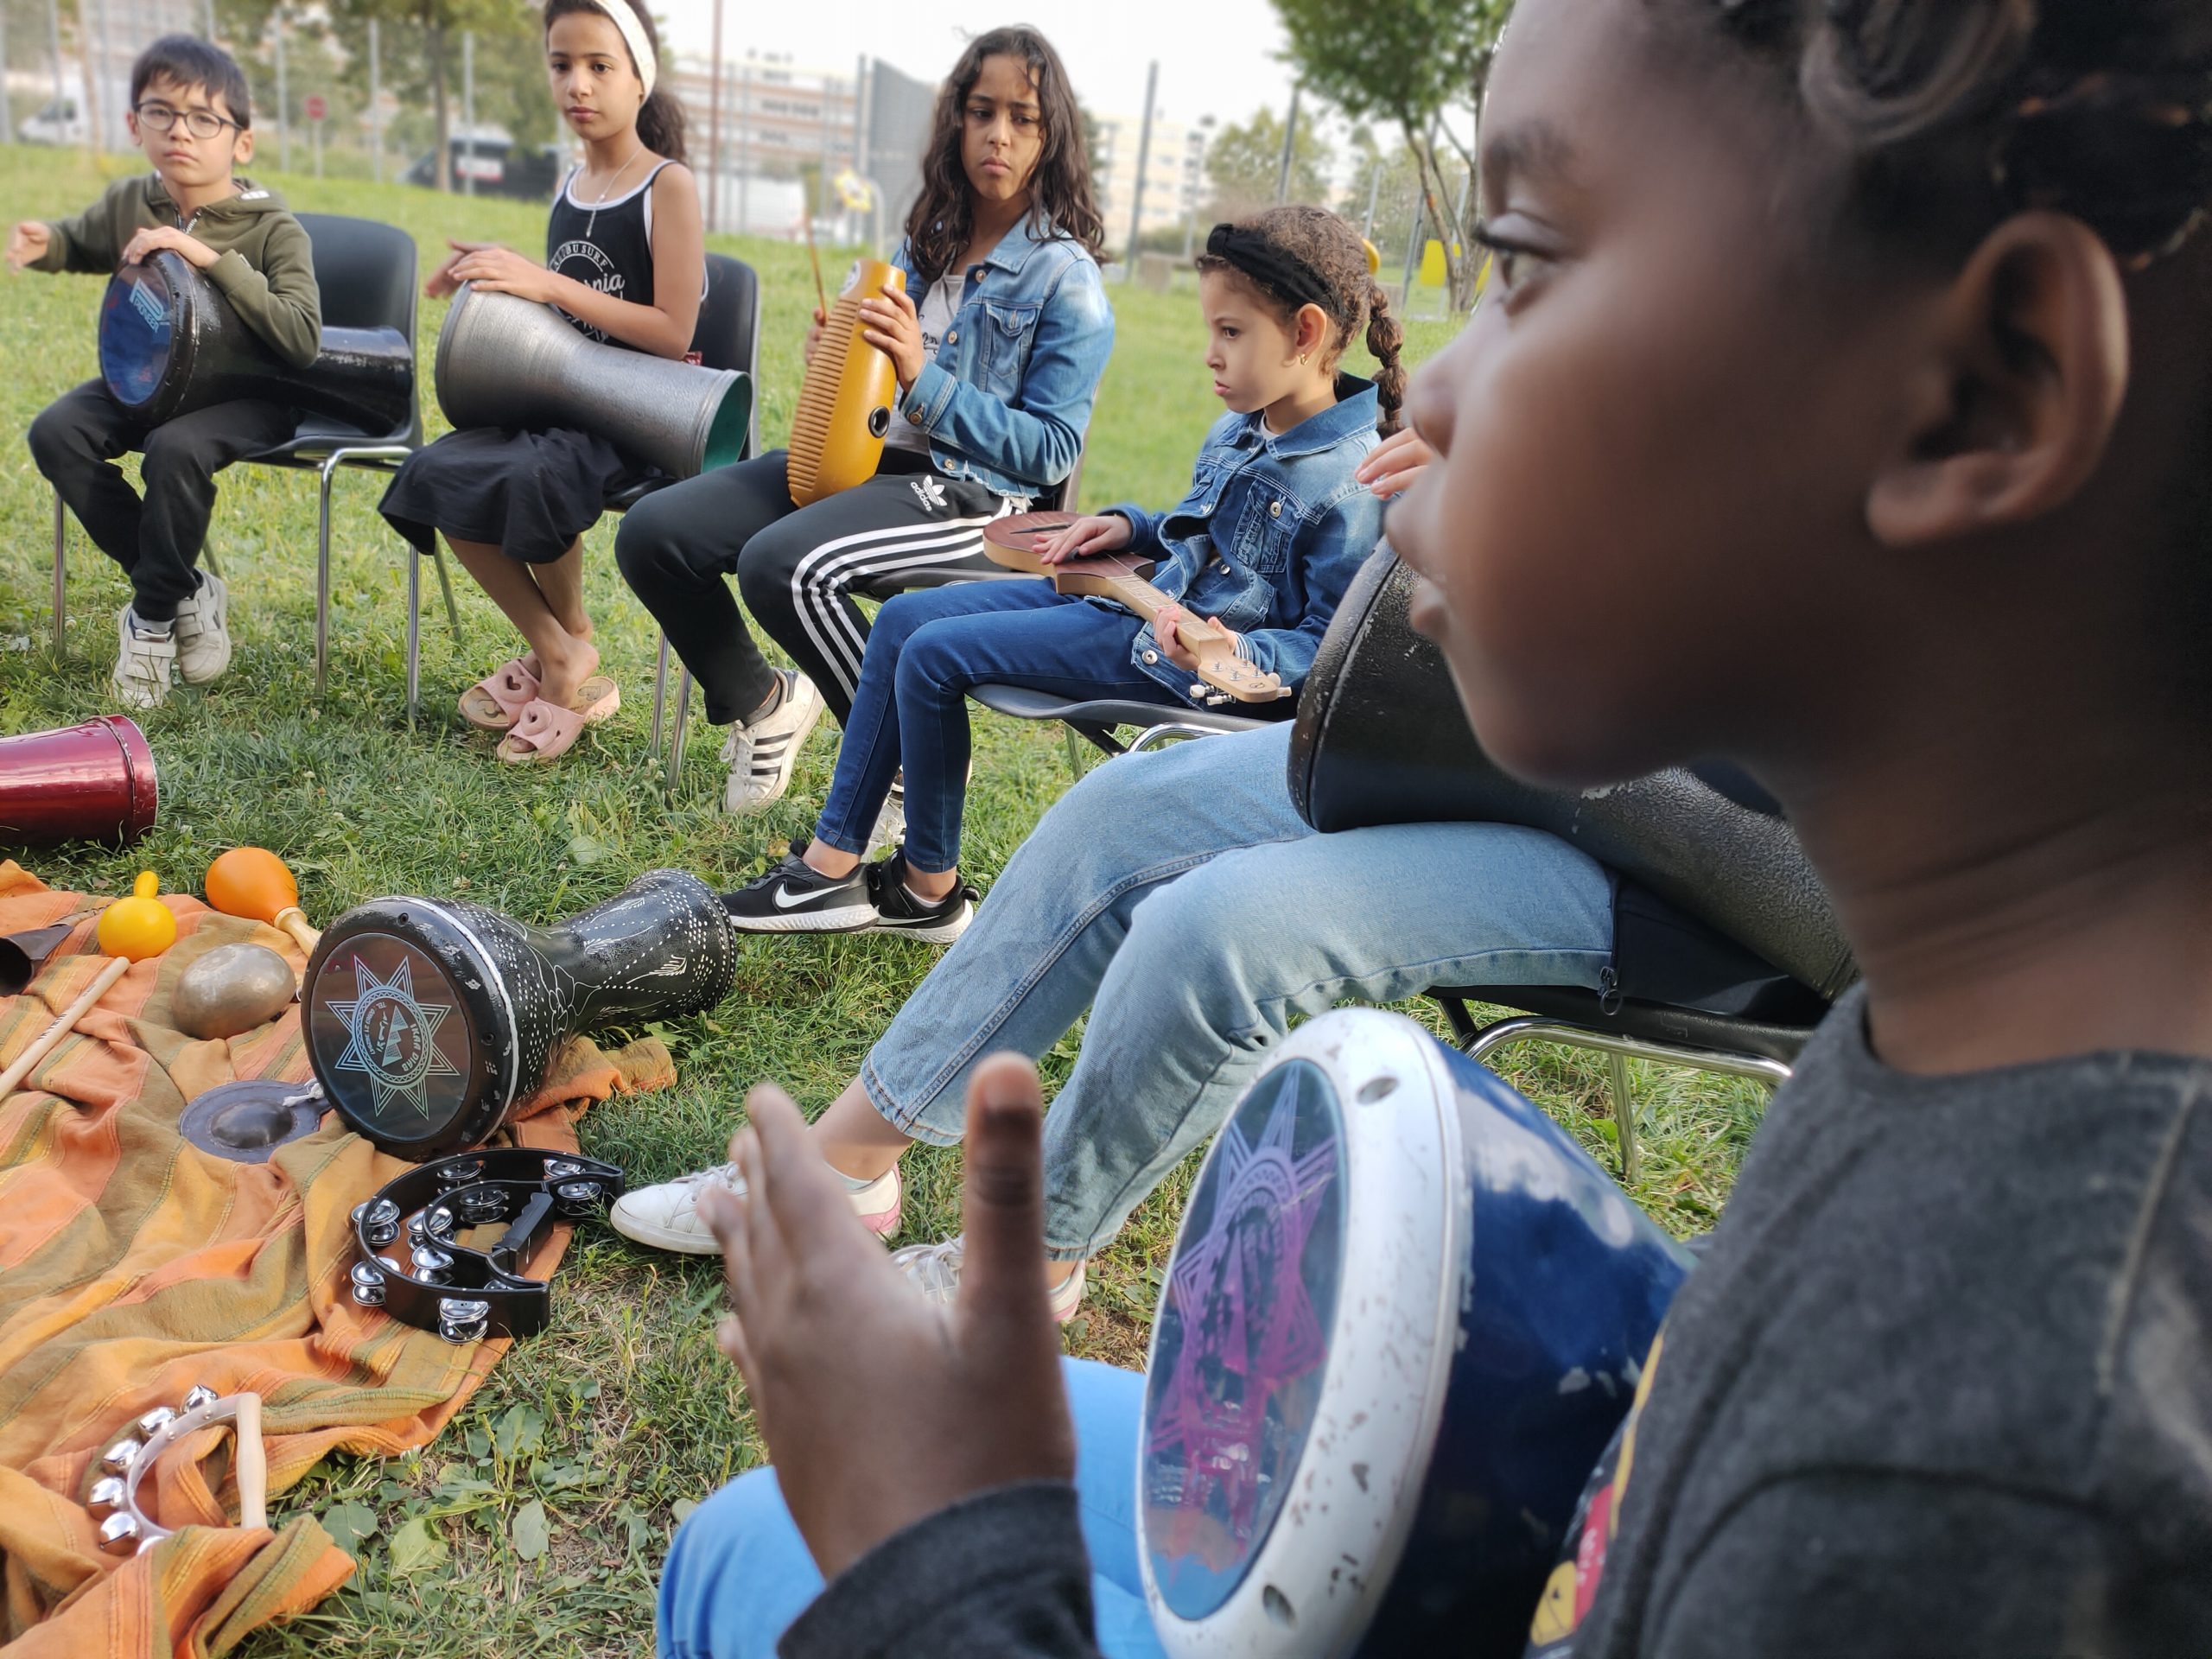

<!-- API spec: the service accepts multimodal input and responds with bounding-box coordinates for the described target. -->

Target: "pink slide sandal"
[494,681,621,764]
[459,657,541,732]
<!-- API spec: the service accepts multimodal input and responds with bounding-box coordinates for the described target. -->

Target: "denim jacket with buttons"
[892,214,1114,502]
[1107,374,1383,701]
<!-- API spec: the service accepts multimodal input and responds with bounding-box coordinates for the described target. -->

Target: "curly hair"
[904,27,1107,286]
[543,0,688,167]
[1678,0,2212,268]
[1194,204,1408,434]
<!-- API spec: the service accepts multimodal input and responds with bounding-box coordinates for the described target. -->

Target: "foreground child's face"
[1389,0,1914,789]
[1199,270,1313,417]
[963,54,1046,207]
[129,75,251,188]
[548,11,645,143]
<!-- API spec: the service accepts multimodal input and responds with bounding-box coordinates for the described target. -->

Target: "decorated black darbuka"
[303,870,738,1158]
[99,250,414,432]
[1139,1009,1691,1656]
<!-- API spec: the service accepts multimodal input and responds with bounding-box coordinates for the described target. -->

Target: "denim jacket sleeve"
[1230,480,1383,688]
[906,251,1114,493]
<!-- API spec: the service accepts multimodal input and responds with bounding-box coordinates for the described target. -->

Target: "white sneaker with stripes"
[721,670,825,817]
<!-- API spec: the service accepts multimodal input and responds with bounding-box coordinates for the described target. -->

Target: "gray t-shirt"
[783,989,2212,1657]
[881,272,963,455]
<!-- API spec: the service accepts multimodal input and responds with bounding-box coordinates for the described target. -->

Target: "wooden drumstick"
[205,848,321,957]
[232,1392,267,1529]
[801,191,829,320]
[0,957,130,1099]
[0,874,175,1100]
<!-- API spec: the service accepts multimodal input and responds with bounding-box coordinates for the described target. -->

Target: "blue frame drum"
[1138,1009,1693,1656]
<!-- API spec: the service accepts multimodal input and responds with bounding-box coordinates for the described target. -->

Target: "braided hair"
[1194,204,1408,434]
[1686,0,2212,268]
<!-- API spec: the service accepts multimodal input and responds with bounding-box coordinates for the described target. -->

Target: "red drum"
[0,716,159,847]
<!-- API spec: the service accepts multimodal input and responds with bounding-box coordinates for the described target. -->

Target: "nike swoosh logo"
[772,883,823,909]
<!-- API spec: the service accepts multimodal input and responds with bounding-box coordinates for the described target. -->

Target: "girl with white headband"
[378,0,703,763]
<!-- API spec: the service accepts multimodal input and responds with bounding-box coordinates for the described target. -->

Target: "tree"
[1272,0,1511,309]
[325,0,541,190]
[1203,105,1332,221]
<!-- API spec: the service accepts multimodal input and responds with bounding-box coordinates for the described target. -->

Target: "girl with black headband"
[717,204,1410,944]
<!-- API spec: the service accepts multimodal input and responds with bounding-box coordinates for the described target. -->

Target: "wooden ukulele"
[981,512,1292,706]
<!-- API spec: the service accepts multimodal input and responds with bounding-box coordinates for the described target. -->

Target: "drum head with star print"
[304,900,510,1160]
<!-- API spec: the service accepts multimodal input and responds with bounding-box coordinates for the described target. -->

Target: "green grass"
[0,149,1759,1656]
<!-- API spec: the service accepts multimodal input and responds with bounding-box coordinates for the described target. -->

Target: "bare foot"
[536,637,601,709]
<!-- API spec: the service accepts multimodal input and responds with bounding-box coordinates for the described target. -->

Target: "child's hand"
[1154,601,1230,673]
[426,238,501,299]
[1357,426,1437,500]
[446,245,556,304]
[1037,514,1131,564]
[119,226,218,270]
[804,305,827,361]
[697,1059,1076,1583]
[858,284,926,391]
[7,221,50,271]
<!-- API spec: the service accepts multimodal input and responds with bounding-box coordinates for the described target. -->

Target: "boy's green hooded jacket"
[33,172,321,369]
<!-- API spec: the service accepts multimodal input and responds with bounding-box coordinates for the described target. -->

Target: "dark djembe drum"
[1139,1008,1691,1656]
[302,870,738,1159]
[99,250,413,431]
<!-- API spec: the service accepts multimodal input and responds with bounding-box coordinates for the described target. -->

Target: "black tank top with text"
[544,159,673,347]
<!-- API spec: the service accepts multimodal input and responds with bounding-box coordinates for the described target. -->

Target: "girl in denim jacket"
[723,205,1408,942]
[617,26,1112,815]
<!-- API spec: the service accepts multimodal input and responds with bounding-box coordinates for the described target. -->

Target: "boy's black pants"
[29,379,296,623]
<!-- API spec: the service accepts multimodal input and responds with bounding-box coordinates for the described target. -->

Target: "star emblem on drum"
[322,954,460,1122]
[1148,1072,1339,1550]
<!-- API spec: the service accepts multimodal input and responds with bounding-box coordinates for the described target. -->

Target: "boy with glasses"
[9,35,320,708]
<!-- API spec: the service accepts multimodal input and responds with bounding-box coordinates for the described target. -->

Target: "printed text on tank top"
[545,159,673,346]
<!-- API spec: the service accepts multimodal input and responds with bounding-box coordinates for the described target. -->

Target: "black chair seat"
[607,476,673,514]
[254,414,414,464]
[968,683,1269,734]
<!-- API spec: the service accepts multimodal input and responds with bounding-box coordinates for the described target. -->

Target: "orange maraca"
[205,848,321,957]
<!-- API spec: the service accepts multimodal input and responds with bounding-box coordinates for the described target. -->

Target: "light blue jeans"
[861,722,1616,1260]
[658,1358,1157,1659]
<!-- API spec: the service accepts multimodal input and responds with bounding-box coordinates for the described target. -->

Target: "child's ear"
[1294,301,1331,364]
[233,127,255,166]
[1867,213,2129,548]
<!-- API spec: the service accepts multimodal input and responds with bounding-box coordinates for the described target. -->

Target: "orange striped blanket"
[0,863,673,1656]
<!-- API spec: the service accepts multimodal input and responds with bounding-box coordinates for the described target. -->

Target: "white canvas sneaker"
[609,1157,901,1255]
[890,1235,1088,1322]
[111,607,175,709]
[170,569,232,684]
[721,669,826,817]
[865,774,906,857]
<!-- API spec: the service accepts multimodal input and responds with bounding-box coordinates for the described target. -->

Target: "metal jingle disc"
[178,1080,327,1164]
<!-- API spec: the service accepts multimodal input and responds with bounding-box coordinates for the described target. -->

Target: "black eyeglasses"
[135,101,238,139]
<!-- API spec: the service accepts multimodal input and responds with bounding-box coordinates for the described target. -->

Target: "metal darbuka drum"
[302,870,738,1159]
[1139,1009,1691,1656]
[99,250,413,432]
[1287,549,1856,1000]
[433,283,753,480]
[0,715,157,847]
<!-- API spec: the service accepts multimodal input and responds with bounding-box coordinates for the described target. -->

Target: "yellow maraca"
[0,873,175,1099]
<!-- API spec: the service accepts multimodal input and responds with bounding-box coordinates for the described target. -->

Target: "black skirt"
[378,425,658,564]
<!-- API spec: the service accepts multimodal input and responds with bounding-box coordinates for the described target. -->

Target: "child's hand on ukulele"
[1154,601,1230,673]
[425,239,501,299]
[7,221,50,271]
[1037,514,1131,564]
[1356,426,1438,501]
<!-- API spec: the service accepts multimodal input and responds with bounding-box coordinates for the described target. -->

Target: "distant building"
[665,52,858,237]
[1094,111,1208,245]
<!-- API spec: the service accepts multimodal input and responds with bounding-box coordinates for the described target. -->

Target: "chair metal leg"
[666,669,695,795]
[201,546,223,579]
[406,552,423,727]
[51,491,67,659]
[650,634,671,759]
[316,455,340,696]
[430,541,461,637]
[1607,1052,1638,1186]
[1062,724,1092,779]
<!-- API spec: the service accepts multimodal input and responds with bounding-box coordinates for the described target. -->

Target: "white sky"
[653,0,1306,132]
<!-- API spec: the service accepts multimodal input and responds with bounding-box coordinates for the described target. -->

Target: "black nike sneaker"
[721,842,880,933]
[866,853,976,944]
